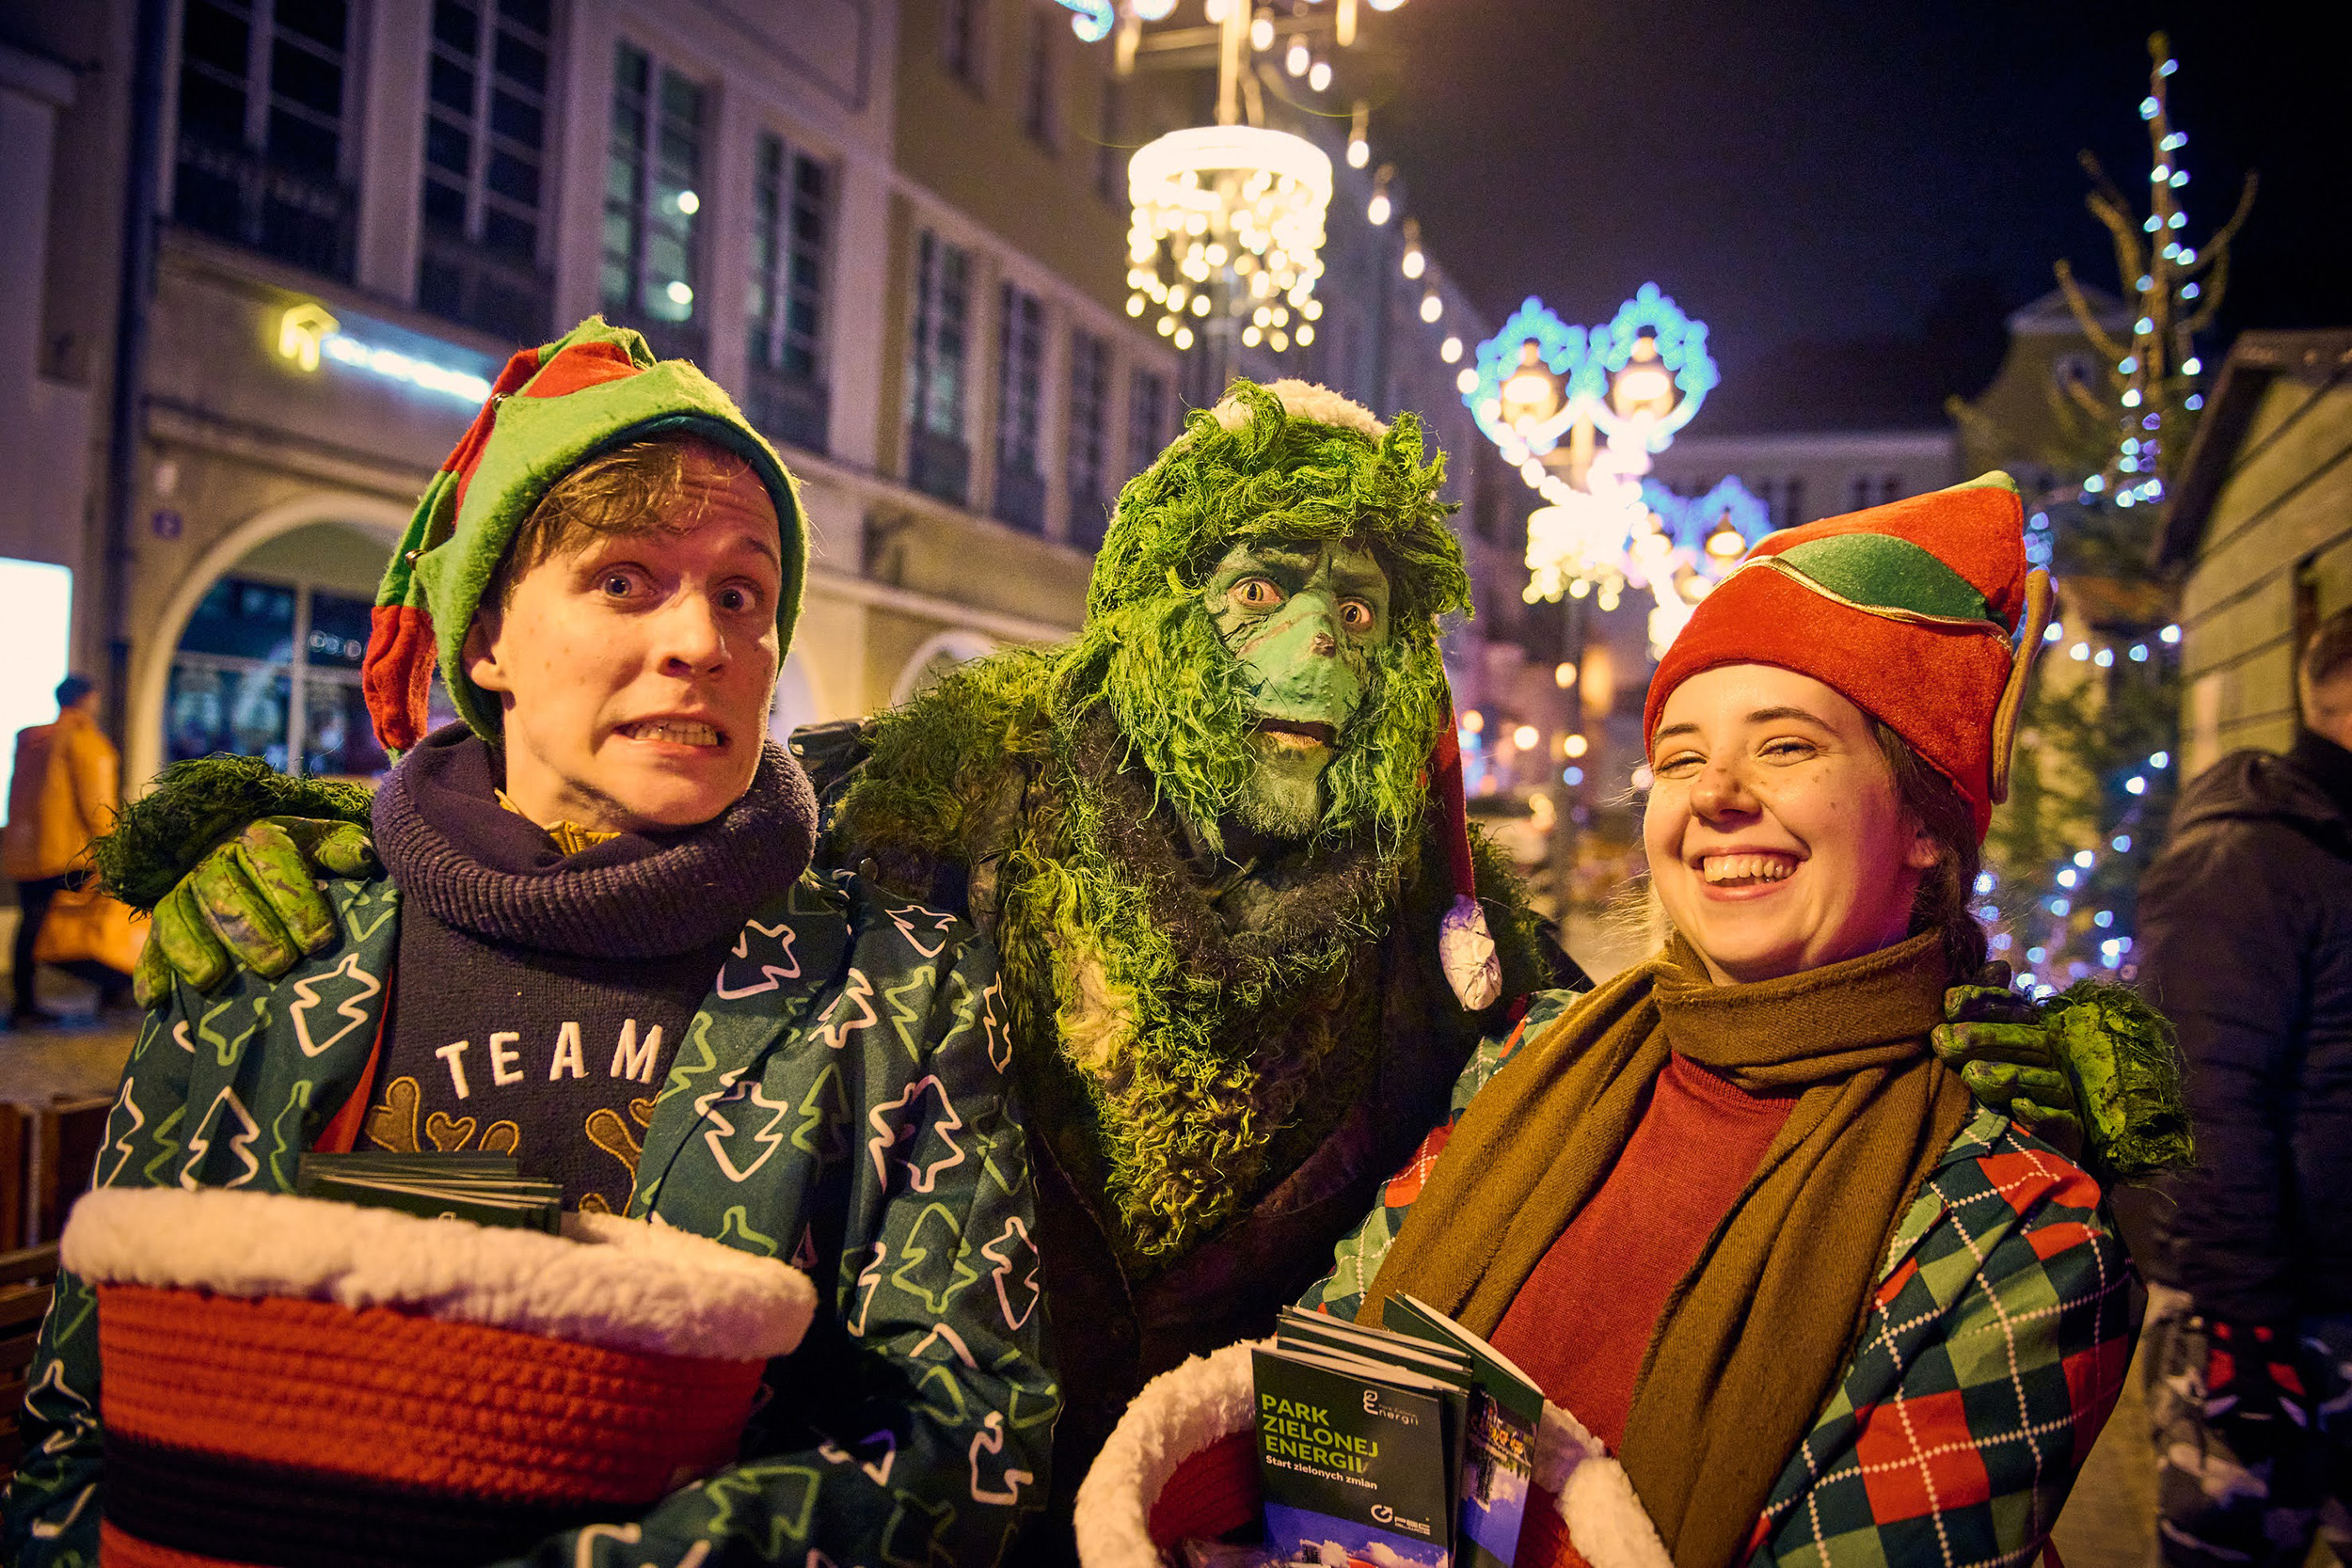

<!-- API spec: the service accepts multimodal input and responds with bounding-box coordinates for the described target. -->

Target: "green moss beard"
[1075,579,1448,858]
[1235,734,1327,840]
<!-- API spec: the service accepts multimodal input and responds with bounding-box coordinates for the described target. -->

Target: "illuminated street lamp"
[1126,125,1331,356]
[1606,337,1677,421]
[1462,285,1764,655]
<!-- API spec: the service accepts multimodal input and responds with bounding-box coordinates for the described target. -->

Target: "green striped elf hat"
[360,316,807,753]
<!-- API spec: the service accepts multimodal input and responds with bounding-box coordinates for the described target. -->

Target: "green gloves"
[110,759,2195,1191]
[92,754,380,1009]
[135,816,380,1006]
[1934,959,2195,1183]
[1936,961,2085,1157]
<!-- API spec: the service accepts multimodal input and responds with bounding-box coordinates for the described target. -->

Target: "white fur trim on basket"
[63,1187,816,1361]
[1074,1338,1263,1568]
[1534,1402,1673,1568]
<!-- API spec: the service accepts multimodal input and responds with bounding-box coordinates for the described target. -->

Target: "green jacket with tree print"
[2,864,1059,1568]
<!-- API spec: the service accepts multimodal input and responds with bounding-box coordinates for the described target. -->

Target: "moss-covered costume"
[803,383,1562,1547]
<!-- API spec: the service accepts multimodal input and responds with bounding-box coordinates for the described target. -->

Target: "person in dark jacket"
[2136,608,2352,1567]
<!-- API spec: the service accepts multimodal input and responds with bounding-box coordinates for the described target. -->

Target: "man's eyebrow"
[701,526,783,568]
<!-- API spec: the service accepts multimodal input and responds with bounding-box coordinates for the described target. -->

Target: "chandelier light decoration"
[1126,125,1333,355]
[1463,286,1757,655]
[1109,0,1406,363]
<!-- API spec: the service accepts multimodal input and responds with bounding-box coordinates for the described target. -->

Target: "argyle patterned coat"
[2,866,1059,1568]
[1303,991,2135,1567]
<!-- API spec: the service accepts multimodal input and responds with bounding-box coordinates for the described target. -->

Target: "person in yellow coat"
[4,674,127,1025]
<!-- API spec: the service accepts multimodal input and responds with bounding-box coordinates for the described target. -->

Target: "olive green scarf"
[1359,930,1973,1568]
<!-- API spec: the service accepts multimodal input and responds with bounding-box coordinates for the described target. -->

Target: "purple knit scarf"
[373,724,818,959]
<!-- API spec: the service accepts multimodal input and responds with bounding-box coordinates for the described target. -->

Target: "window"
[167,578,389,779]
[746,131,834,451]
[1128,366,1169,478]
[417,0,552,341]
[1066,328,1111,547]
[906,230,975,503]
[173,0,355,277]
[1020,8,1057,146]
[993,284,1047,531]
[603,40,706,351]
[943,0,986,87]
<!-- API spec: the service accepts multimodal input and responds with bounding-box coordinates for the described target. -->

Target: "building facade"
[1645,427,1961,532]
[3,0,1546,819]
[2158,328,2352,775]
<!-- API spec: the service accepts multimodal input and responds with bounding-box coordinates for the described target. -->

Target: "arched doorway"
[891,629,999,706]
[127,492,408,793]
[768,649,821,747]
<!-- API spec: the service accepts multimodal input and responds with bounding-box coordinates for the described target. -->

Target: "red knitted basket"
[1139,1440,1590,1568]
[98,1285,764,1503]
[66,1188,813,1567]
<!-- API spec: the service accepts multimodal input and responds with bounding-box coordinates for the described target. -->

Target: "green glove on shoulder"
[135,816,380,1005]
[1932,959,2195,1183]
[90,755,380,1008]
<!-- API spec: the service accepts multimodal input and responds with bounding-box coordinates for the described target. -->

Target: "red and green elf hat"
[360,316,808,752]
[1644,471,2055,839]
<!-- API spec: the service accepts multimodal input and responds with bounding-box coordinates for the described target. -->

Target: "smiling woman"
[1293,473,2145,1568]
[1645,668,1946,986]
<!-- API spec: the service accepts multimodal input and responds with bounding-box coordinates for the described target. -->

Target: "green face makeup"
[1204,537,1392,838]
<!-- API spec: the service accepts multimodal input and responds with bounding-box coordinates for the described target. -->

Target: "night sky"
[1351,0,2344,428]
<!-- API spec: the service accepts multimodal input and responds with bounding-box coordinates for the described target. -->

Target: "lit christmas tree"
[1960,33,2255,994]
[2056,31,2257,515]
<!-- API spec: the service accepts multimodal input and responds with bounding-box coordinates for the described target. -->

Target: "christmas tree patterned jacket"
[2,865,1060,1568]
[1303,992,2136,1567]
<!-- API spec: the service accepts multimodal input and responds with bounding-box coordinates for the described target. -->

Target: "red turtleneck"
[1487,1052,1798,1450]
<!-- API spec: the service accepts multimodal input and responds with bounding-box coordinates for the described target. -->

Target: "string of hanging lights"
[2054,32,2255,513]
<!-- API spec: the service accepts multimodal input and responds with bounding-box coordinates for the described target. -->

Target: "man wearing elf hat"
[2,319,1058,1567]
[1255,472,2192,1566]
[107,383,2162,1561]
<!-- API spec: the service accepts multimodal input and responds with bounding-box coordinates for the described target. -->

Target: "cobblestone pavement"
[0,985,137,1107]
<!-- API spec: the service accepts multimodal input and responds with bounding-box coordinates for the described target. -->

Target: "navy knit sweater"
[360,725,818,1210]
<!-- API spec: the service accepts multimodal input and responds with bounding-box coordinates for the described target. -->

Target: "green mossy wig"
[1062,379,1471,852]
